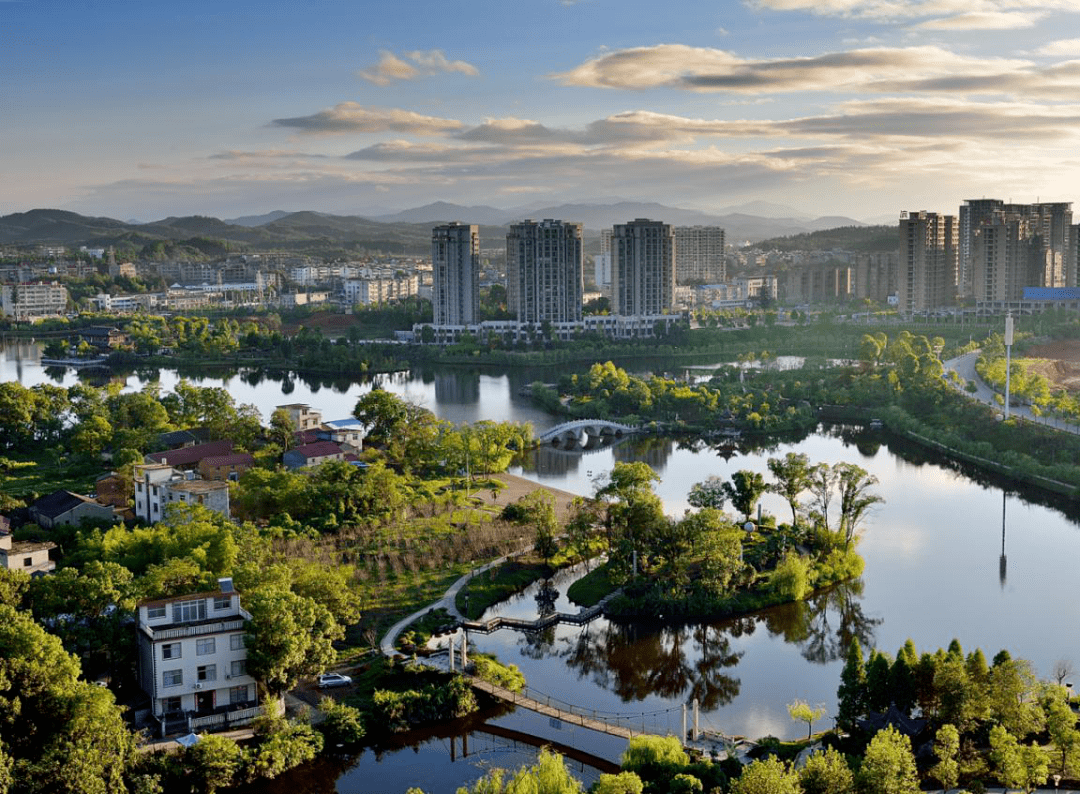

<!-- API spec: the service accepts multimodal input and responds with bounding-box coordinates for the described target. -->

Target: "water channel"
[4,340,1080,792]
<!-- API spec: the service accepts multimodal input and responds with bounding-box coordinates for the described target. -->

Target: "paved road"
[944,350,1080,435]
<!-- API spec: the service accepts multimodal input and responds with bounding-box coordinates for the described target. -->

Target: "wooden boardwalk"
[467,677,637,740]
[459,604,604,634]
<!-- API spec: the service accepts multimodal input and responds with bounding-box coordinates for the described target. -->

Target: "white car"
[318,673,352,688]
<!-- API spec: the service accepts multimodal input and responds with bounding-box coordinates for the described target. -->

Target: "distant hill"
[0,203,877,255]
[748,224,897,253]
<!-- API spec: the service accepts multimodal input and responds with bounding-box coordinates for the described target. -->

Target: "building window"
[173,599,207,623]
[146,605,166,620]
[230,660,246,678]
[196,638,215,656]
[230,634,245,651]
[163,669,182,688]
[161,642,181,660]
[229,685,248,705]
[197,665,216,683]
[213,596,230,611]
[22,557,32,567]
[163,696,182,713]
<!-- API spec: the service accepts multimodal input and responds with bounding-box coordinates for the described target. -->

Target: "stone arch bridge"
[535,419,642,448]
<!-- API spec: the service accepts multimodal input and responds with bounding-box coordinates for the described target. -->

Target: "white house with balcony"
[136,578,259,736]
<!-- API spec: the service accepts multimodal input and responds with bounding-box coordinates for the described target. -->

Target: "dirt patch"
[473,472,582,520]
[1021,340,1080,392]
[281,313,362,337]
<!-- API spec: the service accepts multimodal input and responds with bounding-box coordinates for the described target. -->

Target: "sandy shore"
[472,472,584,519]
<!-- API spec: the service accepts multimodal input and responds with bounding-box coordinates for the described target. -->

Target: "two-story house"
[0,526,56,576]
[136,578,259,736]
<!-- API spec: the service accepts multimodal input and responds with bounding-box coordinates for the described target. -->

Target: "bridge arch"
[535,419,642,447]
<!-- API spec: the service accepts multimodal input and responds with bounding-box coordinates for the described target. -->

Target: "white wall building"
[137,578,259,736]
[133,464,231,523]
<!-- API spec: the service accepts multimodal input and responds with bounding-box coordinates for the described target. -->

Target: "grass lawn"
[1,448,101,504]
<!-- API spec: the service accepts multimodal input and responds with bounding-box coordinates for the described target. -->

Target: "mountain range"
[0,200,872,254]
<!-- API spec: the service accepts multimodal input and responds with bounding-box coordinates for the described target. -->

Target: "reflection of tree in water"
[561,620,744,710]
[535,580,559,618]
[761,578,880,664]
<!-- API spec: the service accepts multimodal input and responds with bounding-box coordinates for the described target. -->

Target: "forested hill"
[749,224,896,253]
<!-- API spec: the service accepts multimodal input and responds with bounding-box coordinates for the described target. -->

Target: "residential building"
[198,453,255,482]
[133,464,231,523]
[342,274,418,307]
[283,440,346,470]
[145,440,234,471]
[431,223,479,326]
[898,211,958,313]
[0,527,56,576]
[611,219,675,316]
[29,489,116,529]
[276,403,322,431]
[674,226,725,284]
[506,220,584,325]
[136,578,259,736]
[0,281,68,321]
[318,419,366,455]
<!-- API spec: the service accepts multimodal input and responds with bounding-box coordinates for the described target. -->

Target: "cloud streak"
[271,103,463,135]
[357,49,478,85]
[552,44,1041,95]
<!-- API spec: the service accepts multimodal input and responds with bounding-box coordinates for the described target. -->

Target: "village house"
[136,578,259,737]
[133,464,231,523]
[29,489,117,529]
[0,522,56,576]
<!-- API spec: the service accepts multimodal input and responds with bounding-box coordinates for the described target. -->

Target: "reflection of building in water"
[613,437,673,471]
[1,339,42,362]
[525,446,586,478]
[434,370,480,406]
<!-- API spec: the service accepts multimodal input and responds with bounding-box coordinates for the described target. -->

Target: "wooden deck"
[459,603,604,634]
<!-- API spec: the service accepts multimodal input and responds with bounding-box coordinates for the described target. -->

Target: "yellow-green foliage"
[471,653,526,692]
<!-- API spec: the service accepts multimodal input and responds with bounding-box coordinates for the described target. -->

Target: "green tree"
[989,724,1049,794]
[1044,689,1080,778]
[724,469,768,523]
[732,757,801,794]
[687,475,727,511]
[592,772,644,794]
[268,407,295,450]
[833,463,882,549]
[987,655,1044,738]
[800,746,853,794]
[865,650,892,713]
[767,452,811,530]
[620,735,689,780]
[836,637,867,732]
[318,698,366,747]
[244,586,343,698]
[787,699,827,739]
[857,725,920,794]
[185,734,243,794]
[929,723,960,792]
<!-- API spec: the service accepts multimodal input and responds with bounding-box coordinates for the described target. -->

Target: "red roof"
[292,441,343,459]
[146,440,233,467]
[201,453,255,468]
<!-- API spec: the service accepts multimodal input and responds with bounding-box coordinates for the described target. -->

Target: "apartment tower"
[898,211,958,313]
[431,223,479,326]
[611,219,675,316]
[674,226,726,284]
[506,220,584,325]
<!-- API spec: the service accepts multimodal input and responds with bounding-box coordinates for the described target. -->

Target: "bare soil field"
[1024,340,1080,392]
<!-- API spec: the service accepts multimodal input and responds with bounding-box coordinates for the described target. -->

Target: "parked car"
[318,673,352,688]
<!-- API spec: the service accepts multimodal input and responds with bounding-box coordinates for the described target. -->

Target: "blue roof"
[323,418,364,429]
[1022,287,1080,300]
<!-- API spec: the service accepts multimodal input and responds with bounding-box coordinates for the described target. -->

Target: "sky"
[3,0,1080,223]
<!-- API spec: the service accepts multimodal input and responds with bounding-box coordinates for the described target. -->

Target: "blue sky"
[3,0,1080,222]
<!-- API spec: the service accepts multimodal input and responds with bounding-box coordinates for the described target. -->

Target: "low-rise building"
[29,489,117,529]
[133,464,231,523]
[136,578,259,737]
[277,403,322,431]
[283,440,346,469]
[198,453,255,482]
[145,440,234,471]
[0,527,56,576]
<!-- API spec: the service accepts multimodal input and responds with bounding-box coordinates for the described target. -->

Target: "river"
[4,341,1079,793]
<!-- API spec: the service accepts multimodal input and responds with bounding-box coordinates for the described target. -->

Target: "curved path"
[944,350,1080,435]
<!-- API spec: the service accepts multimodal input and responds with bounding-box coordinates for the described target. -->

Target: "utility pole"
[1004,313,1014,421]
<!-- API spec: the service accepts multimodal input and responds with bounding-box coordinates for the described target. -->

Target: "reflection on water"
[761,579,880,665]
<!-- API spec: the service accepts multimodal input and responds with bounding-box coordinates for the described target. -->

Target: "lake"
[4,340,1079,792]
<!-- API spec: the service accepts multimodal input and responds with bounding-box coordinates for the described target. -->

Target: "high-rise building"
[970,214,1032,304]
[959,199,1004,298]
[431,223,479,326]
[505,220,583,325]
[898,211,958,312]
[611,219,675,316]
[674,226,725,284]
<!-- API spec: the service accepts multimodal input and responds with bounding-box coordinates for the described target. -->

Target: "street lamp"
[1004,313,1014,421]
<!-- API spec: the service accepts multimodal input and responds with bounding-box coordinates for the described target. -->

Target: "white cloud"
[746,0,1079,20]
[915,10,1043,28]
[1037,38,1080,56]
[552,44,1035,95]
[271,103,463,136]
[357,49,478,85]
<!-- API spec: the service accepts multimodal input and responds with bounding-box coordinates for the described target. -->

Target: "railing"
[189,705,262,731]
